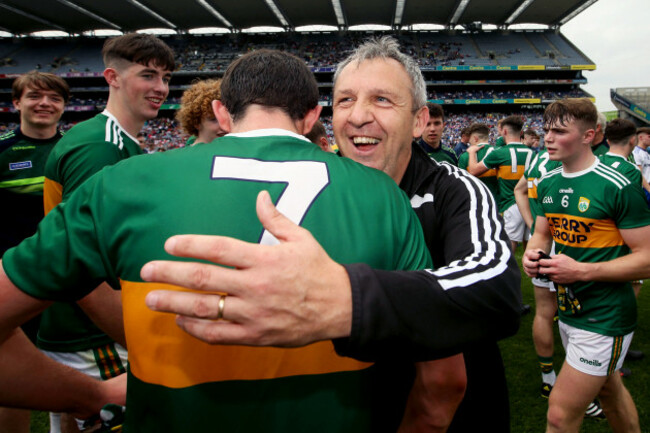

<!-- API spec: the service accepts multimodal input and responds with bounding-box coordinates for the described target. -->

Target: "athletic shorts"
[559,321,633,377]
[503,204,529,242]
[532,243,556,291]
[43,343,127,432]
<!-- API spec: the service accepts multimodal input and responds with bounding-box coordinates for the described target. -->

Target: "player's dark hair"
[605,118,637,144]
[501,115,524,135]
[305,120,326,144]
[460,126,471,137]
[220,49,319,122]
[102,33,175,72]
[543,98,597,131]
[637,127,650,135]
[12,71,70,103]
[466,122,490,140]
[523,128,538,138]
[427,103,444,120]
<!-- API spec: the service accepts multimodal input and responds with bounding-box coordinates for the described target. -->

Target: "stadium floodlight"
[0,3,66,32]
[123,0,178,30]
[195,0,233,28]
[330,0,346,26]
[558,0,598,25]
[504,0,535,25]
[394,0,405,26]
[264,0,290,27]
[450,0,471,25]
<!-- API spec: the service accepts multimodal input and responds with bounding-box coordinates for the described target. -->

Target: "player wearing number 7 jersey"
[0,49,433,431]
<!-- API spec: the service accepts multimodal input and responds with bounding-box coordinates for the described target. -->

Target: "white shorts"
[532,242,556,291]
[503,204,529,242]
[43,343,127,432]
[559,321,633,377]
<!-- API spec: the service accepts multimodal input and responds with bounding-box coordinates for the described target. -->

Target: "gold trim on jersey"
[545,213,624,248]
[498,165,526,180]
[43,177,63,215]
[121,280,372,389]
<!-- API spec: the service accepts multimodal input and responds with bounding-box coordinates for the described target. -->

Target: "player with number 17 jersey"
[536,158,650,336]
[526,149,561,234]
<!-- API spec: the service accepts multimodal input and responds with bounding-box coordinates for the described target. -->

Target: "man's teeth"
[353,137,380,144]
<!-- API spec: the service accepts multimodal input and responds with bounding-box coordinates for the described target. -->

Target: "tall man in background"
[40,33,175,432]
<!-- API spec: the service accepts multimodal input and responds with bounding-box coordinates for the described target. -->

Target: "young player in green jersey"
[524,98,650,433]
[175,78,225,146]
[0,49,434,432]
[417,103,458,165]
[467,115,533,252]
[458,122,500,205]
[40,33,175,432]
[0,71,69,433]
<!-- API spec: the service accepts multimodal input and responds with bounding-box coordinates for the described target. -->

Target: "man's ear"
[12,98,20,111]
[103,68,119,88]
[412,105,429,138]
[300,105,323,136]
[583,128,596,145]
[213,100,232,133]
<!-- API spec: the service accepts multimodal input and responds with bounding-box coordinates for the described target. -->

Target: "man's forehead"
[22,86,61,97]
[336,58,409,86]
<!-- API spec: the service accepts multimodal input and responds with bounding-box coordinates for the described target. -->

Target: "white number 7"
[211,157,330,245]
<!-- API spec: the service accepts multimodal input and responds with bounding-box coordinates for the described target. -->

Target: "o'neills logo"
[578,197,590,213]
[559,188,574,194]
[580,357,602,366]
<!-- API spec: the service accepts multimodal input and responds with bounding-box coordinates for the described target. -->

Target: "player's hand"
[466,145,478,154]
[539,253,585,285]
[72,373,126,420]
[141,191,353,347]
[522,249,544,278]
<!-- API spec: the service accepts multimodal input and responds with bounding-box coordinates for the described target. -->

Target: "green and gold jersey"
[458,143,499,209]
[537,158,650,335]
[0,128,61,255]
[39,110,143,352]
[483,142,533,212]
[599,152,642,185]
[591,140,609,157]
[4,130,432,432]
[525,149,561,234]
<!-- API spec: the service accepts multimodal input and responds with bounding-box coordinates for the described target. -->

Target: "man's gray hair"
[334,36,427,110]
[597,111,607,133]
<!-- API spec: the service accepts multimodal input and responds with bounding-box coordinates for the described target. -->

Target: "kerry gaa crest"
[578,197,590,213]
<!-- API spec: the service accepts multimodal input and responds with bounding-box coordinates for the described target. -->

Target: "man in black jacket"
[143,37,522,432]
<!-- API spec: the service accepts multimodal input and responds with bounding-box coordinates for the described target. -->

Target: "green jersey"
[0,128,61,254]
[4,130,432,432]
[525,149,561,234]
[599,152,642,185]
[40,110,143,352]
[483,142,533,212]
[537,158,650,335]
[458,143,499,209]
[591,140,609,157]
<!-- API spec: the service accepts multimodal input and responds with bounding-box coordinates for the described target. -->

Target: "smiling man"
[40,33,175,432]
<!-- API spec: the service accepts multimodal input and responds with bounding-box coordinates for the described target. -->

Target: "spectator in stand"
[417,103,458,165]
[453,126,470,157]
[175,79,225,146]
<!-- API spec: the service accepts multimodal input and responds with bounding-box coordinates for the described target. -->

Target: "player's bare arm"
[465,145,488,176]
[77,282,126,348]
[142,191,353,347]
[540,224,650,285]
[0,263,126,415]
[514,175,533,229]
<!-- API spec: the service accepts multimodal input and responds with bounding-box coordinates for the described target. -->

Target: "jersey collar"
[226,128,310,143]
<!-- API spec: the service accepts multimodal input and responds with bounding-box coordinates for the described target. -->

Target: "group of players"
[0,31,647,433]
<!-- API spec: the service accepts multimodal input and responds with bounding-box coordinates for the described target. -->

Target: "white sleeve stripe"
[421,165,513,290]
[594,164,630,189]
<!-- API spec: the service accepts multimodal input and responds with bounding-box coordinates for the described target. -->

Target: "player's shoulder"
[592,159,633,190]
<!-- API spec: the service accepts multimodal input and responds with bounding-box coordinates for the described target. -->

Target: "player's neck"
[229,106,305,135]
[608,145,631,158]
[105,99,146,137]
[563,149,596,173]
[19,122,58,140]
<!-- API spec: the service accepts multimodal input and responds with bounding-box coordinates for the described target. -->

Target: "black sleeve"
[333,166,522,362]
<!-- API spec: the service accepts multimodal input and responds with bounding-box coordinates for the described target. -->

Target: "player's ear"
[300,105,322,136]
[583,128,595,145]
[12,98,20,111]
[103,68,119,88]
[213,100,232,133]
[412,105,429,138]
